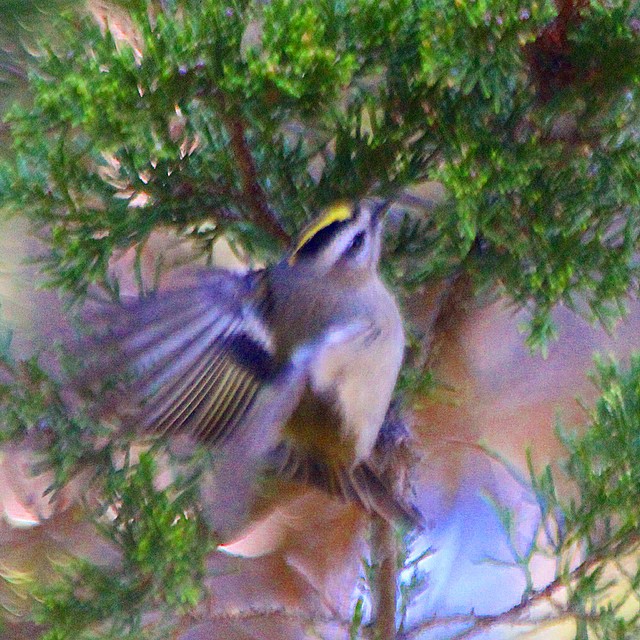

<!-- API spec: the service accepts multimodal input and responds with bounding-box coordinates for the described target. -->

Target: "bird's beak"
[371,199,392,226]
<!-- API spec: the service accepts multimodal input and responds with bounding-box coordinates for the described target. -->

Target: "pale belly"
[304,314,405,463]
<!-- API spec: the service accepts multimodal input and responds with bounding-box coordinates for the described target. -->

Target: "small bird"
[85,200,421,535]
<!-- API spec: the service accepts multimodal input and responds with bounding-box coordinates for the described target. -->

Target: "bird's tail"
[267,438,424,531]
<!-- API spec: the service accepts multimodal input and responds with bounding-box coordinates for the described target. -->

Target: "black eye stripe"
[295,219,350,259]
[346,231,366,255]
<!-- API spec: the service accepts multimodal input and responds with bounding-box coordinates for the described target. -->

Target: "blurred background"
[1,2,640,639]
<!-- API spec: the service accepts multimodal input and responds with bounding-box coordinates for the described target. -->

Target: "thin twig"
[370,514,398,640]
[401,530,640,639]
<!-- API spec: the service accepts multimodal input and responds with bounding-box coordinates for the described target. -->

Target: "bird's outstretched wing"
[80,269,280,446]
[80,279,400,533]
[80,271,370,450]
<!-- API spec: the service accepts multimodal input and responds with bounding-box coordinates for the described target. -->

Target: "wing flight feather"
[82,270,278,446]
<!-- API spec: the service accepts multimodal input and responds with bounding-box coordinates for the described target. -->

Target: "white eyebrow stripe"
[328,215,371,264]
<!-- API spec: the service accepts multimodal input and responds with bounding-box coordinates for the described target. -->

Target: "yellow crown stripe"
[292,203,353,256]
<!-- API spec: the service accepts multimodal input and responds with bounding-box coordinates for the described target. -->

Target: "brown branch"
[209,91,291,246]
[168,180,244,225]
[415,269,476,374]
[370,514,398,640]
[525,0,589,101]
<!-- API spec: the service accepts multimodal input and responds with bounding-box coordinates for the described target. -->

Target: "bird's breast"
[268,271,405,464]
[325,319,404,461]
[303,291,404,463]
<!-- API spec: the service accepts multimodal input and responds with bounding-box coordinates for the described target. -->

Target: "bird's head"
[287,200,388,280]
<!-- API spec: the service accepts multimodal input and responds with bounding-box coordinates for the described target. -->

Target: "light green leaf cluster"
[32,452,212,640]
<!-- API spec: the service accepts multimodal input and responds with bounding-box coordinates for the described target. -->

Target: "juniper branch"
[369,515,398,640]
[210,90,291,246]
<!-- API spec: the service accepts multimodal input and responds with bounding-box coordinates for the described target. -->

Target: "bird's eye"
[347,231,366,255]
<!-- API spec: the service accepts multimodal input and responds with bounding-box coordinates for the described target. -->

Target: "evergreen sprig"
[0,343,212,639]
[0,342,114,493]
[33,452,212,640]
[400,355,640,639]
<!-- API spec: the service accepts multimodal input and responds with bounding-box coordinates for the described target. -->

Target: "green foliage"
[0,0,638,345]
[419,0,640,349]
[419,0,554,109]
[349,595,365,640]
[246,0,357,108]
[0,315,13,364]
[382,210,454,286]
[0,343,212,638]
[33,452,212,640]
[481,355,640,638]
[564,354,640,544]
[1,0,640,637]
[0,351,106,488]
